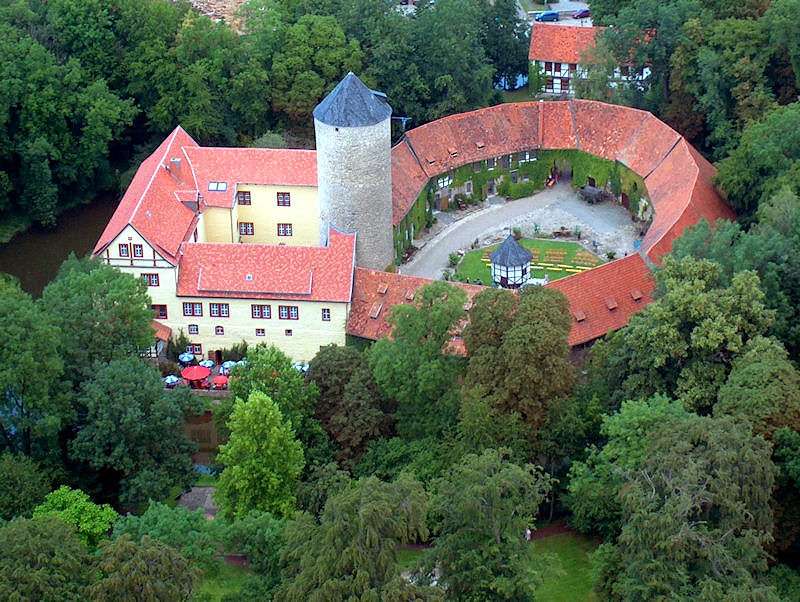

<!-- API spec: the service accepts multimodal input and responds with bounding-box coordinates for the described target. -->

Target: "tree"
[715,102,800,217]
[0,516,92,602]
[224,511,285,585]
[773,428,800,557]
[369,282,467,439]
[457,387,534,462]
[39,256,154,385]
[112,502,222,570]
[0,453,50,520]
[567,396,690,538]
[307,344,388,464]
[715,336,800,438]
[424,449,551,601]
[479,0,530,88]
[295,461,351,517]
[33,486,118,547]
[69,358,198,508]
[594,415,778,600]
[216,392,305,519]
[225,344,330,468]
[270,15,362,122]
[89,535,197,602]
[0,277,64,455]
[276,474,438,601]
[587,257,774,412]
[464,286,574,430]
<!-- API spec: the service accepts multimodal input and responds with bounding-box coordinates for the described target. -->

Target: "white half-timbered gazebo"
[490,235,532,289]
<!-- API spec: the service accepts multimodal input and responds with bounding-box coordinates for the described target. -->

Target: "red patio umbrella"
[181,365,211,381]
[212,375,229,387]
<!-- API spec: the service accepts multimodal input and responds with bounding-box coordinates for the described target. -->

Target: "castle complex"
[94,73,733,362]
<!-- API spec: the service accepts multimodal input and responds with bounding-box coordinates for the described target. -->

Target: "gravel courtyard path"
[401,183,639,280]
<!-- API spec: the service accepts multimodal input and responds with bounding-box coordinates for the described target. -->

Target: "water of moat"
[0,198,118,296]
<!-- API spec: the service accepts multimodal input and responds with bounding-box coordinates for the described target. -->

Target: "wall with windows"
[234,184,319,246]
[164,297,348,361]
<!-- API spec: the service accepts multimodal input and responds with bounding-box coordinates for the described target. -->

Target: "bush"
[222,341,248,362]
[512,227,523,240]
[448,252,461,267]
[0,453,50,520]
[166,329,191,362]
[112,502,223,570]
[606,251,617,260]
[33,486,118,547]
[224,511,285,582]
[158,359,180,377]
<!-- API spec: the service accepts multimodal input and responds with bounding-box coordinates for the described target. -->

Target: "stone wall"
[315,117,394,270]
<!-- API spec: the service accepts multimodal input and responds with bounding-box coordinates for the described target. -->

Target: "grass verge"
[534,532,599,601]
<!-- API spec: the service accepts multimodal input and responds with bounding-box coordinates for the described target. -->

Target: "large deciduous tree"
[0,453,50,520]
[424,449,551,601]
[369,282,467,439]
[89,534,197,602]
[33,486,118,547]
[594,415,778,600]
[0,277,64,456]
[277,474,438,601]
[270,14,362,122]
[39,256,154,386]
[69,358,198,508]
[216,391,305,519]
[588,256,774,412]
[0,516,92,601]
[464,286,574,430]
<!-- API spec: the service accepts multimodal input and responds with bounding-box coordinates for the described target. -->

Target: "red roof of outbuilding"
[546,254,655,346]
[529,23,602,64]
[176,228,355,302]
[183,147,317,209]
[151,320,172,342]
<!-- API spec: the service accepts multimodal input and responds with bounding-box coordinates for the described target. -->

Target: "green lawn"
[502,86,533,103]
[194,473,218,487]
[534,532,599,602]
[455,238,601,285]
[194,562,252,601]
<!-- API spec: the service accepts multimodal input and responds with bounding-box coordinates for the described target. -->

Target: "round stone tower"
[314,72,394,270]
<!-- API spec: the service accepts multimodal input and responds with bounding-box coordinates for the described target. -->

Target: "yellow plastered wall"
[203,207,235,243]
[235,185,319,246]
[167,298,348,362]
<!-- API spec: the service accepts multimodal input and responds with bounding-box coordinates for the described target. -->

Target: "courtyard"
[402,183,641,280]
[455,238,601,285]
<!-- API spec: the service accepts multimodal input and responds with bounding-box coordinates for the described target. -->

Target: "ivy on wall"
[393,186,434,262]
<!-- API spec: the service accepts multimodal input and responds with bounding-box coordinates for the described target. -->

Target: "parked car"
[535,11,560,22]
[572,8,591,18]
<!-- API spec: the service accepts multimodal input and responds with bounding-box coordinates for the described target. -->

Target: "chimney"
[169,157,182,179]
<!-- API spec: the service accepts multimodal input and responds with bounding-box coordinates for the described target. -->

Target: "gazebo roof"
[490,235,532,267]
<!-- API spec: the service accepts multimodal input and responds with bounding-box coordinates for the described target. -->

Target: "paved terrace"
[401,183,638,280]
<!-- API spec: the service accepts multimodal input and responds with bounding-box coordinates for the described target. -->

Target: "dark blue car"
[572,8,591,18]
[535,11,559,22]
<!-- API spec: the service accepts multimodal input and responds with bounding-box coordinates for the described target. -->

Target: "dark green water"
[0,198,118,296]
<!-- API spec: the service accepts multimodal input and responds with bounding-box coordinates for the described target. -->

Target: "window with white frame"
[239,222,254,236]
[278,305,299,320]
[487,157,497,170]
[133,244,144,258]
[437,174,452,189]
[183,302,203,317]
[277,223,293,237]
[321,308,331,321]
[277,192,291,206]
[284,329,293,336]
[215,326,224,335]
[152,305,168,320]
[210,303,229,318]
[237,191,251,205]
[119,243,130,257]
[208,181,227,192]
[188,324,199,335]
[251,304,271,319]
[141,273,159,287]
[255,328,265,336]
[187,343,202,354]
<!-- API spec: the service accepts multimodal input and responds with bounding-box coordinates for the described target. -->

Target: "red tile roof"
[151,320,172,342]
[529,24,602,64]
[348,257,655,348]
[93,126,199,262]
[346,268,482,342]
[176,228,355,302]
[183,147,317,209]
[393,99,733,263]
[546,254,655,346]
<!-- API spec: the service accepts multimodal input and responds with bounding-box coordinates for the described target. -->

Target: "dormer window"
[208,181,227,192]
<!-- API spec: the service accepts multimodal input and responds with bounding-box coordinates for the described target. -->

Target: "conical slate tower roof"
[313,72,392,127]
[491,235,532,267]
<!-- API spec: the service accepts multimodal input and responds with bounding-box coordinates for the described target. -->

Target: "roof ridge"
[568,100,580,150]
